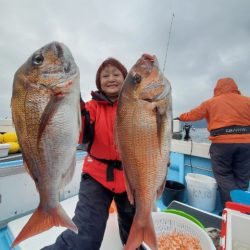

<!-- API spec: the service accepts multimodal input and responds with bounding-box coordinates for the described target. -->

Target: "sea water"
[188,128,210,144]
[178,127,210,144]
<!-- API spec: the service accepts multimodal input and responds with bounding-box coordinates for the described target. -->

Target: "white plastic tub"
[0,143,10,157]
[185,173,217,212]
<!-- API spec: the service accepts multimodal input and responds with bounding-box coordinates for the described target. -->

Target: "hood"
[214,77,241,96]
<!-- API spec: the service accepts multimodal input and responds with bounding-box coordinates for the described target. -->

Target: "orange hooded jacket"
[179,78,250,143]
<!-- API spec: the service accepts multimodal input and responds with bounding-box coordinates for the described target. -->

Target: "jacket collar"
[91,91,117,104]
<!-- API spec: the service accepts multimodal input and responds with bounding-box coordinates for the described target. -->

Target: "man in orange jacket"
[177,77,250,210]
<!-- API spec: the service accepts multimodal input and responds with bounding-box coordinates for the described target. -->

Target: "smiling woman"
[99,65,124,100]
[95,57,127,101]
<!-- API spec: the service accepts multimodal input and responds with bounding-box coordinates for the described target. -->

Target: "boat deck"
[5,195,123,250]
[1,195,222,250]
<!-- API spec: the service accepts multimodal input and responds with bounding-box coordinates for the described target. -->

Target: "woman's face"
[100,64,124,100]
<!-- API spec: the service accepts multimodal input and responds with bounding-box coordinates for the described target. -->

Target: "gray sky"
[0,0,249,118]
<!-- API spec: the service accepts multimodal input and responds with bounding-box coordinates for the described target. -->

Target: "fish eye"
[133,74,141,84]
[32,54,44,66]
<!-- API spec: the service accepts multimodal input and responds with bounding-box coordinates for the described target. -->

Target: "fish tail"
[11,204,78,248]
[124,214,157,250]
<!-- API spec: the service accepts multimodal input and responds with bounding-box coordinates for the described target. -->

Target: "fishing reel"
[183,123,195,141]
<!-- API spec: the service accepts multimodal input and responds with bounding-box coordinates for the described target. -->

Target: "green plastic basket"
[163,209,205,229]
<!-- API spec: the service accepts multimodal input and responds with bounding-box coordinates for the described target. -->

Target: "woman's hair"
[95,58,127,91]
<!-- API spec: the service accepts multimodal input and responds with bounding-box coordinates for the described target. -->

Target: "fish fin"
[156,99,168,116]
[124,214,157,250]
[60,156,76,188]
[11,204,78,248]
[155,101,166,155]
[37,95,62,145]
[156,179,166,200]
[154,78,171,151]
[123,168,134,205]
[155,97,172,154]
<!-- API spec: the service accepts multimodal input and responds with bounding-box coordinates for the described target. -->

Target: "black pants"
[210,143,250,209]
[41,174,141,250]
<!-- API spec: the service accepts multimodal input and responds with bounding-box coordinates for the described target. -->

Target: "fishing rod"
[163,13,175,75]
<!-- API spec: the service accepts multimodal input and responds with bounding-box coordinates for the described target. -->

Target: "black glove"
[80,94,85,110]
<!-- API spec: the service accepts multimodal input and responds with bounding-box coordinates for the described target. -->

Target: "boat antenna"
[163,13,175,75]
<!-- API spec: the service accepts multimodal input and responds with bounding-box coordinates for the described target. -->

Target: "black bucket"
[162,180,185,207]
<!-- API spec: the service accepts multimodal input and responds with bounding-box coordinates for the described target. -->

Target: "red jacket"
[179,78,250,143]
[79,91,125,193]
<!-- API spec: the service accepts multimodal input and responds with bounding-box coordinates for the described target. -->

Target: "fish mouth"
[40,67,78,87]
[43,42,77,76]
[140,54,157,67]
[142,54,155,62]
[39,66,79,91]
[133,54,158,78]
[64,62,71,73]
